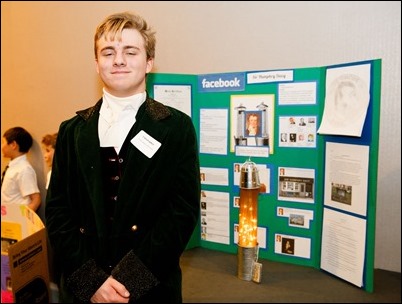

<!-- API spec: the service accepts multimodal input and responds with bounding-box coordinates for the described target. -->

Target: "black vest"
[99,142,131,273]
[100,138,131,224]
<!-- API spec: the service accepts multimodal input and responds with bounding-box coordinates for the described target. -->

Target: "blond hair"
[94,11,156,60]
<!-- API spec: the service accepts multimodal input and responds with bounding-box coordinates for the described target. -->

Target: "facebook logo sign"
[198,72,245,93]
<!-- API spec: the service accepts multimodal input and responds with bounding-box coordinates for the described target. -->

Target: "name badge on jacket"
[131,130,161,158]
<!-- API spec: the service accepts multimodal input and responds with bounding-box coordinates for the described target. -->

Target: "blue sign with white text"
[198,72,245,93]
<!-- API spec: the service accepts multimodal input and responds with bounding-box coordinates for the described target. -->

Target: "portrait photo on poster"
[230,94,274,157]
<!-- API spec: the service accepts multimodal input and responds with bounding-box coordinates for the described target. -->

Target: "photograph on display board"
[289,214,305,227]
[277,207,314,229]
[230,94,275,158]
[278,115,317,148]
[331,183,352,205]
[274,234,311,259]
[278,167,315,203]
[244,111,262,137]
[281,237,295,255]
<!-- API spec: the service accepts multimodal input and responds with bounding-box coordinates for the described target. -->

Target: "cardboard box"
[1,204,50,303]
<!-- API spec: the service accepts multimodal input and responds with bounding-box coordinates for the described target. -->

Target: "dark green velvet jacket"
[45,95,200,303]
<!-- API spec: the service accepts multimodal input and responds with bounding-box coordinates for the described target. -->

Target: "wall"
[1,1,400,273]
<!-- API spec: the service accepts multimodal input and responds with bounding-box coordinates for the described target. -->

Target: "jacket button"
[131,225,138,231]
[106,265,113,274]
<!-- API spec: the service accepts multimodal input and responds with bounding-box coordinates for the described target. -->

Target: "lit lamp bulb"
[238,187,259,247]
[237,158,261,281]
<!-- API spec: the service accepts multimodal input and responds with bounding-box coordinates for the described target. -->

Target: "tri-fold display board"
[146,59,381,292]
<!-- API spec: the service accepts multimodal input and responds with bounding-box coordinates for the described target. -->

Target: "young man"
[45,12,200,303]
[1,126,41,211]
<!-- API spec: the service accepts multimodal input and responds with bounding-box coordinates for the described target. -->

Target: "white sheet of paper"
[321,208,366,287]
[324,142,369,216]
[317,63,371,137]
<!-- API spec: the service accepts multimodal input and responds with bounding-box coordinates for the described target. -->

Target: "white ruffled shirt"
[98,89,146,154]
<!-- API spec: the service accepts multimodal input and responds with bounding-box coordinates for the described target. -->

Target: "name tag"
[131,130,161,158]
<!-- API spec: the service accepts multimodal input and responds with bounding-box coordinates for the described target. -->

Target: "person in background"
[45,11,200,303]
[41,132,61,291]
[1,126,41,211]
[41,133,58,189]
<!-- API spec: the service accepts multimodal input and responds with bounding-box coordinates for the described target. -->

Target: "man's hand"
[90,276,130,303]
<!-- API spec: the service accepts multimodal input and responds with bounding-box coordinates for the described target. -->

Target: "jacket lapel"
[75,109,107,232]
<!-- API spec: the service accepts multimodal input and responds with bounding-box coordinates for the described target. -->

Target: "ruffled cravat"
[99,90,146,154]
